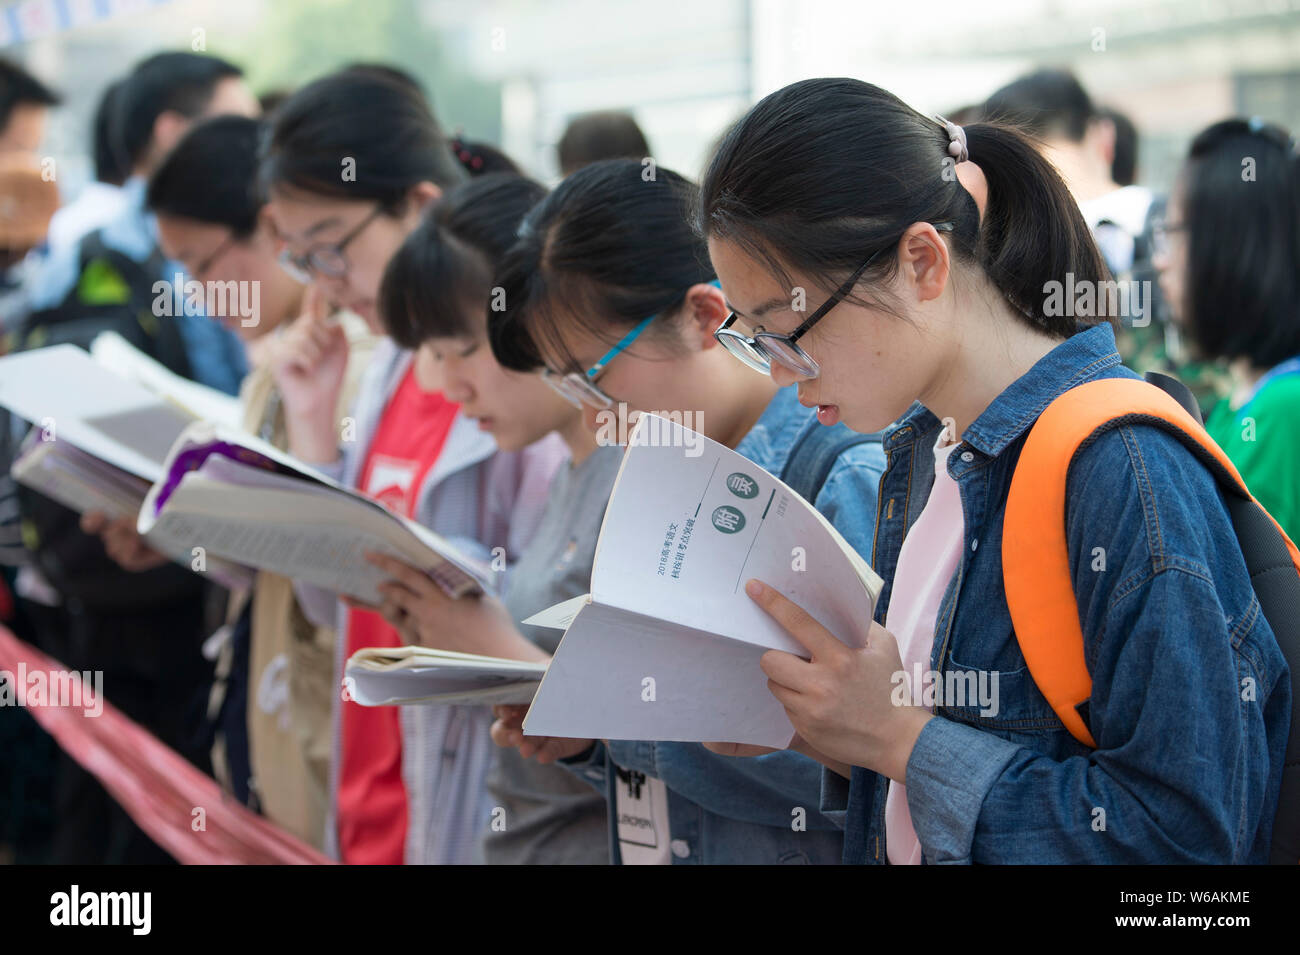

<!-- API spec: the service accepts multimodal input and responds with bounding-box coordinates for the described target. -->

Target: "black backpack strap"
[1143,370,1203,425]
[780,419,884,503]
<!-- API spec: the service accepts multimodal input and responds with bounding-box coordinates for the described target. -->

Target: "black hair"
[257,88,292,118]
[489,158,714,373]
[380,173,547,350]
[697,77,1112,339]
[258,66,464,209]
[92,80,129,186]
[449,136,521,176]
[984,68,1095,143]
[113,52,243,170]
[146,114,262,238]
[1179,118,1300,368]
[0,57,60,134]
[1101,107,1138,186]
[557,111,650,176]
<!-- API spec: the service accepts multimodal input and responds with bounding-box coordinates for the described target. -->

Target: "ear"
[151,110,190,160]
[896,223,951,305]
[1090,117,1117,167]
[679,282,730,350]
[408,181,442,215]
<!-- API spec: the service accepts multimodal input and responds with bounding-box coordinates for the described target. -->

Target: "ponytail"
[698,77,1113,337]
[962,121,1113,331]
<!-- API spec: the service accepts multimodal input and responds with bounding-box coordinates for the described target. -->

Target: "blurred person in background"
[259,66,564,865]
[1101,106,1139,187]
[984,68,1229,413]
[1154,117,1300,544]
[8,52,259,865]
[0,57,59,158]
[42,79,131,260]
[81,113,378,850]
[556,110,650,176]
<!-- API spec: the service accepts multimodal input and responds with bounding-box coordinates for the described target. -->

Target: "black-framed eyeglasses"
[192,231,240,279]
[714,222,954,379]
[278,203,386,282]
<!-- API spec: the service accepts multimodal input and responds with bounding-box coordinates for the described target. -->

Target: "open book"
[521,414,884,749]
[1,343,488,603]
[136,421,492,602]
[345,646,547,706]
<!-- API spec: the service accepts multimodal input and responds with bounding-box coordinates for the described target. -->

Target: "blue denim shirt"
[564,384,887,863]
[822,321,1291,864]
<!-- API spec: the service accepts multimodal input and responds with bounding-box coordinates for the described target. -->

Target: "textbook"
[345,646,548,706]
[0,344,488,603]
[136,421,493,604]
[0,344,253,588]
[89,331,244,430]
[521,414,884,749]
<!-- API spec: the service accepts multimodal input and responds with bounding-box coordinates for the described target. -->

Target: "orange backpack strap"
[1002,377,1300,749]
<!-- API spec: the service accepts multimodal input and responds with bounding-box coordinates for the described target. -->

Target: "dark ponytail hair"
[257,66,465,209]
[1179,118,1300,367]
[488,158,715,372]
[698,77,1112,336]
[379,173,547,350]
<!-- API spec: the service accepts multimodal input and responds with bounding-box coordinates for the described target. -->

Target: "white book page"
[91,331,245,430]
[139,460,488,601]
[0,345,195,481]
[523,601,796,748]
[345,646,547,706]
[589,414,882,655]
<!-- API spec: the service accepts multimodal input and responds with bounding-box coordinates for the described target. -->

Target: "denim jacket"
[564,384,887,864]
[822,321,1290,864]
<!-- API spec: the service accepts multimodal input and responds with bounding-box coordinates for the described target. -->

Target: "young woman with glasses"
[356,173,621,864]
[693,77,1289,863]
[485,158,888,864]
[1154,117,1300,547]
[257,67,567,866]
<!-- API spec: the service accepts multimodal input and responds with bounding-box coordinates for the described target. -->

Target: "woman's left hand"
[364,552,549,663]
[745,578,933,784]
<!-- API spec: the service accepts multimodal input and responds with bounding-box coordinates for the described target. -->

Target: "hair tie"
[935,115,969,164]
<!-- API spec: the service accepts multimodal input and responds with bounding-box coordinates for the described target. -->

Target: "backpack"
[1003,372,1300,864]
[10,229,202,611]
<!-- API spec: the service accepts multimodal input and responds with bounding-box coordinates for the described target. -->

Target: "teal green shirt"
[1206,372,1300,546]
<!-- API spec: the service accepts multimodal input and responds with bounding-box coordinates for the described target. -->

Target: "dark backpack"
[11,229,203,612]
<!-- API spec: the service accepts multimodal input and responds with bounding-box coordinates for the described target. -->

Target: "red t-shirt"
[338,366,460,865]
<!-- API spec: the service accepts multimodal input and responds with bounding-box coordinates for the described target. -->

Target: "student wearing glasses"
[82,114,379,850]
[486,158,888,864]
[693,78,1288,863]
[258,68,566,866]
[1153,118,1300,546]
[359,173,621,864]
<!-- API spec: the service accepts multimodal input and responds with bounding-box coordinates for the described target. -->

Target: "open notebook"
[520,413,883,749]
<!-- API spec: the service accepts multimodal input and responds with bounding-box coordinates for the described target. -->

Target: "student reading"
[695,77,1289,864]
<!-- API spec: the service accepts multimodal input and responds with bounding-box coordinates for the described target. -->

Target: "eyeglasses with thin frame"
[714,222,955,379]
[541,310,658,410]
[277,203,386,282]
[1150,217,1187,258]
[192,231,240,280]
